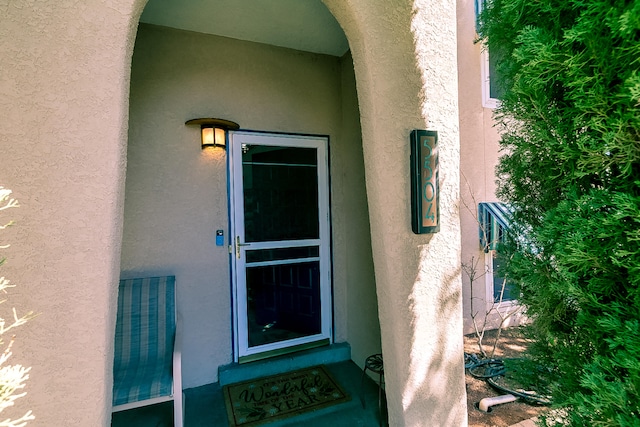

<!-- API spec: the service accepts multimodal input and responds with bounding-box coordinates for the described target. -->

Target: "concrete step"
[218,342,351,386]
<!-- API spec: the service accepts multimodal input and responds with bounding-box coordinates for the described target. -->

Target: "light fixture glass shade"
[201,126,215,148]
[215,127,226,147]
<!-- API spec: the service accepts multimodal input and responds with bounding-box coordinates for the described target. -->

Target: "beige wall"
[456,0,525,334]
[457,0,497,334]
[0,0,466,425]
[338,53,382,368]
[123,24,380,387]
[0,1,143,425]
[326,1,467,425]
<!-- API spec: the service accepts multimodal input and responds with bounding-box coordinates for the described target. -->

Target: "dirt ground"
[464,328,548,427]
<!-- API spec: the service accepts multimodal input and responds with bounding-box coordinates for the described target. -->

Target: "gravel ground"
[464,328,549,427]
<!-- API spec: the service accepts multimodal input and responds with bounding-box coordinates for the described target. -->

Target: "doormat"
[223,365,350,427]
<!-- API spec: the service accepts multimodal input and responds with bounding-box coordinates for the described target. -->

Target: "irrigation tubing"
[464,353,551,406]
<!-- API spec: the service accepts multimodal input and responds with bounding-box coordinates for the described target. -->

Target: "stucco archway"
[323,2,467,425]
[0,0,465,425]
[123,0,380,391]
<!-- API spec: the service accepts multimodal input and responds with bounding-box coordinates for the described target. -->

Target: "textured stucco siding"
[325,1,467,425]
[339,53,382,371]
[456,0,522,334]
[0,0,467,425]
[0,1,144,425]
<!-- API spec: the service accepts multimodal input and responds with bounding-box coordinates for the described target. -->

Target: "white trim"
[476,0,500,109]
[229,139,240,363]
[484,250,518,308]
[229,131,332,361]
[480,45,500,109]
[241,238,321,250]
[112,395,174,412]
[246,257,320,268]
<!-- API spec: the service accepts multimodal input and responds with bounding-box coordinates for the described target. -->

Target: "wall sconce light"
[185,118,240,149]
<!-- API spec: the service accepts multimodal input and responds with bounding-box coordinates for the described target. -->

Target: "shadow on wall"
[398,1,465,422]
[374,230,465,426]
[406,244,465,426]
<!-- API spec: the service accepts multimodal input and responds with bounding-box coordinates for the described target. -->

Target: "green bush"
[478,0,640,425]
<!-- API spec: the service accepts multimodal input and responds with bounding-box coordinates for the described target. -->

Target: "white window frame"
[476,0,502,109]
[481,46,500,109]
[484,250,517,309]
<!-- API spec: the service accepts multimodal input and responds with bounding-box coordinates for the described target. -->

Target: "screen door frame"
[229,130,332,362]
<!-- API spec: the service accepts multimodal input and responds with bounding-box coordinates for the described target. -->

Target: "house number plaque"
[410,130,439,234]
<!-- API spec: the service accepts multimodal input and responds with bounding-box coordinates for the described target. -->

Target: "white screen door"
[229,131,332,361]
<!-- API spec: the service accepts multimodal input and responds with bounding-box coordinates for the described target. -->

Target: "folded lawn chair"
[112,276,183,426]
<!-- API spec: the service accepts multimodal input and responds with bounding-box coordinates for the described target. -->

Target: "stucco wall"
[123,24,379,387]
[0,0,466,425]
[325,1,467,425]
[456,0,524,334]
[338,53,382,368]
[0,1,142,425]
[457,0,496,334]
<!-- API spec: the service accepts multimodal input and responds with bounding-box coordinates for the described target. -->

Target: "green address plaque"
[410,130,439,234]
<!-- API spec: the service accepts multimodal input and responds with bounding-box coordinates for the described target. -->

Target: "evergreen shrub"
[479,0,640,425]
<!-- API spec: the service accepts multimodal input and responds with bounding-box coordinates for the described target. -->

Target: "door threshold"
[239,338,330,364]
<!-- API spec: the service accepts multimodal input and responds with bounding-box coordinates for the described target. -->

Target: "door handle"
[236,236,250,259]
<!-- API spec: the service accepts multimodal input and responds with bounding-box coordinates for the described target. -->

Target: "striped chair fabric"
[112,276,183,426]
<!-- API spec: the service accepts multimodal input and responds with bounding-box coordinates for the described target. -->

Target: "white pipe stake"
[478,394,517,412]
